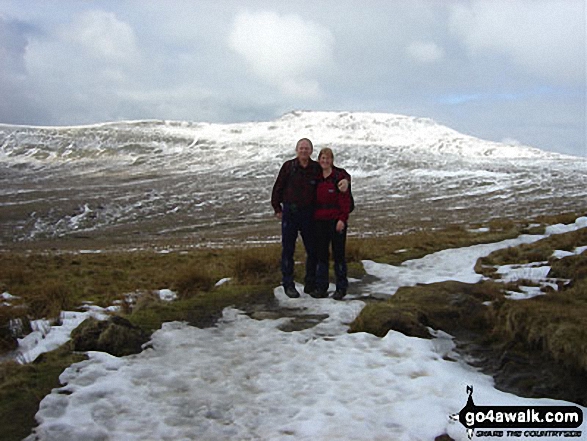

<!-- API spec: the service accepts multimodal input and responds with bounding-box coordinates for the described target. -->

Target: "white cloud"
[228,10,335,99]
[449,1,585,84]
[406,41,445,64]
[63,10,139,63]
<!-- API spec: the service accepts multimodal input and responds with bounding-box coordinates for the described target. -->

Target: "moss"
[349,302,430,338]
[0,343,86,441]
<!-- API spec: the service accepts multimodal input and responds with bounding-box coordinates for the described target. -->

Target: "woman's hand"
[337,179,349,192]
[336,220,346,233]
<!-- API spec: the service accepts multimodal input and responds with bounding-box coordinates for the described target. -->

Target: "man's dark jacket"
[271,158,321,214]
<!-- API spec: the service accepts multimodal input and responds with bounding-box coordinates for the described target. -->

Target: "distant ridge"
[0,110,585,245]
[0,110,571,162]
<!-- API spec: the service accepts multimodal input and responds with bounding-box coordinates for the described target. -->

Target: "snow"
[492,222,587,301]
[2,291,20,307]
[496,264,551,283]
[214,277,232,287]
[24,217,587,440]
[504,286,545,301]
[552,245,587,259]
[361,234,542,297]
[17,312,91,364]
[157,289,178,302]
[1,291,19,301]
[14,306,111,364]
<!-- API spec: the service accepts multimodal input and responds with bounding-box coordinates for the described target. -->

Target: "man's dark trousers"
[281,204,316,289]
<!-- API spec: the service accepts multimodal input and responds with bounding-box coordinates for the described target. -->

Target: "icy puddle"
[26,218,587,441]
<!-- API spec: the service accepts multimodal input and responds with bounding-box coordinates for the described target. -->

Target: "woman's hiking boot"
[310,289,328,298]
[332,289,346,300]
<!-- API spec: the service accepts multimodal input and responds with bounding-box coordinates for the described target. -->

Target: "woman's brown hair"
[318,147,334,161]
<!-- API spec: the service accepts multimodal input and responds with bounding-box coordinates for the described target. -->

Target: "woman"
[312,147,351,300]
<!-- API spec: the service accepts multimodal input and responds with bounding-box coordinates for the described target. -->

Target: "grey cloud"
[448,1,585,85]
[0,1,584,156]
[0,16,49,123]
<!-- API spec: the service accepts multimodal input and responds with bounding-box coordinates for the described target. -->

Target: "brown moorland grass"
[0,210,584,440]
[0,246,283,441]
[478,227,587,272]
[495,278,587,371]
[346,219,533,266]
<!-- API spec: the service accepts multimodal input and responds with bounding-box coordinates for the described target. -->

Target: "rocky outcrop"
[72,316,149,357]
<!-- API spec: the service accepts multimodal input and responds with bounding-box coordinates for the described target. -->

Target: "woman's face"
[319,153,333,170]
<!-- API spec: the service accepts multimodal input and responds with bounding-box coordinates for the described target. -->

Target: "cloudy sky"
[0,1,585,156]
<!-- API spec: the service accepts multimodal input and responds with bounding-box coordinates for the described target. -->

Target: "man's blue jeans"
[281,204,316,288]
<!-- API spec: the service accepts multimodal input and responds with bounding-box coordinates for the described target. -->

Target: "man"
[271,138,348,298]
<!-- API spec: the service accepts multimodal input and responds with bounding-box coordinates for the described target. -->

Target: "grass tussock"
[494,278,587,371]
[480,227,587,373]
[480,227,587,270]
[173,265,219,299]
[232,245,281,284]
[26,280,76,319]
[550,252,587,280]
[349,280,505,338]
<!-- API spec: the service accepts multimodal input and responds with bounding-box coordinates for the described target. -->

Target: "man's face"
[296,140,312,161]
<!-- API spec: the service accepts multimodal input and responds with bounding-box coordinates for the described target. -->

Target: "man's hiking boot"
[284,285,300,298]
[332,289,346,300]
[309,289,328,299]
[303,284,316,294]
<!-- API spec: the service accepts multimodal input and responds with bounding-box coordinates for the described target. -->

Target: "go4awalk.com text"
[452,386,584,439]
[474,430,582,438]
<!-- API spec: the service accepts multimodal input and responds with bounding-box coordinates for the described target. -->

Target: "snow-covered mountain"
[0,110,562,163]
[0,111,585,247]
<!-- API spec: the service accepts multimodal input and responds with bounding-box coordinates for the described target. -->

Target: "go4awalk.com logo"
[450,386,584,439]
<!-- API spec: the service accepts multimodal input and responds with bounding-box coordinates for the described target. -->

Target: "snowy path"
[26,219,587,441]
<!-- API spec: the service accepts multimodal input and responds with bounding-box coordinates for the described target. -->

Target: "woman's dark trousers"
[315,219,348,293]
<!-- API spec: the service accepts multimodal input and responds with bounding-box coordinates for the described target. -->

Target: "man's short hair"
[296,138,314,152]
